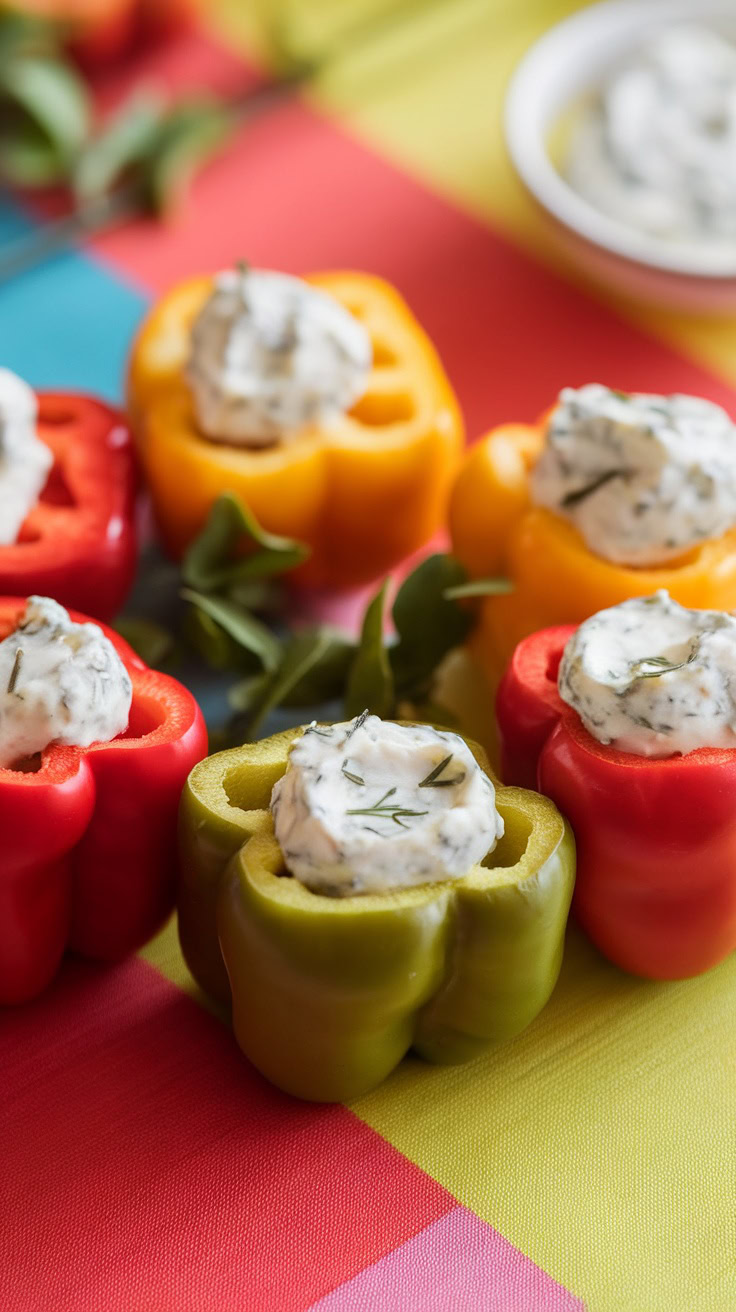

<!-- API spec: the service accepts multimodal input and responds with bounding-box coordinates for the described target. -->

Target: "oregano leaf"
[345,579,394,719]
[182,492,310,592]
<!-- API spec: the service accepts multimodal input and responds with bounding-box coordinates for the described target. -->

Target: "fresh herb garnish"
[341,762,365,786]
[630,651,698,680]
[7,647,22,693]
[347,787,428,829]
[561,468,628,508]
[443,578,514,600]
[346,709,370,738]
[418,754,465,788]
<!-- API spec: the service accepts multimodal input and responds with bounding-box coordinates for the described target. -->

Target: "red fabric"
[0,956,453,1311]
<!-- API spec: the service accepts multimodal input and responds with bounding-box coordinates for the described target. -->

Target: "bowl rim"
[504,0,736,282]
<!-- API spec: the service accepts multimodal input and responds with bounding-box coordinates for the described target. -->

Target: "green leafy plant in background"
[0,14,91,187]
[117,492,512,745]
[0,9,234,217]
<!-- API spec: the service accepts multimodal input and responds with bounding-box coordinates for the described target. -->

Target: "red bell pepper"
[0,597,207,1005]
[0,394,137,621]
[497,626,736,980]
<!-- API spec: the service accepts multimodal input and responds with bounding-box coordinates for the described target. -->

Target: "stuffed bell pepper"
[178,712,575,1102]
[0,367,137,619]
[128,265,463,588]
[450,384,736,683]
[0,594,207,1005]
[497,590,736,980]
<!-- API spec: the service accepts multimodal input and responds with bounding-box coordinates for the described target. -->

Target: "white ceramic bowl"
[504,0,736,312]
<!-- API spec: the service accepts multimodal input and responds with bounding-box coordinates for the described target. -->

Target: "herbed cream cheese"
[270,712,504,896]
[0,368,53,546]
[187,267,372,446]
[558,590,736,758]
[530,384,736,566]
[0,596,132,769]
[567,25,736,248]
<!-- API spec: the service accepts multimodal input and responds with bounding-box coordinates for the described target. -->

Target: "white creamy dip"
[530,384,736,566]
[270,713,504,896]
[187,267,372,446]
[0,368,53,546]
[558,590,736,757]
[567,25,736,248]
[0,596,132,769]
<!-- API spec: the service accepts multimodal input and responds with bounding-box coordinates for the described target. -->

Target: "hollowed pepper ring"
[0,598,207,1005]
[450,416,736,683]
[128,272,463,589]
[497,625,736,980]
[0,394,138,621]
[177,726,575,1102]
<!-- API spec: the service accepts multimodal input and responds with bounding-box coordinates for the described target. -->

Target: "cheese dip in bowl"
[505,0,736,311]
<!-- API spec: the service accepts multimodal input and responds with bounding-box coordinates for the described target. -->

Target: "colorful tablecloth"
[2,4,735,1310]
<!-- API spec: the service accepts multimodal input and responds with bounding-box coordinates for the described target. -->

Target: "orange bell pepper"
[449,414,736,686]
[128,272,463,589]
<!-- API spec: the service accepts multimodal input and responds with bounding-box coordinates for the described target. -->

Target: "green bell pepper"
[178,726,575,1102]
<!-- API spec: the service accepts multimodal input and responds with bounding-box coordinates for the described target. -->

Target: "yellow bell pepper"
[449,415,736,685]
[128,271,463,589]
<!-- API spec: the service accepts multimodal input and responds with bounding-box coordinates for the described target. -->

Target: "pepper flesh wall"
[558,589,736,758]
[270,714,504,896]
[531,385,736,567]
[187,267,372,446]
[0,369,53,547]
[0,596,132,768]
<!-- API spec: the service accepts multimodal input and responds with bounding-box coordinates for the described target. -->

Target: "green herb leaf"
[141,99,233,216]
[443,577,514,599]
[182,492,310,592]
[0,56,90,186]
[278,629,354,707]
[630,651,698,680]
[7,646,22,694]
[418,754,465,787]
[227,672,271,713]
[345,579,394,719]
[74,90,167,202]
[247,628,341,738]
[114,618,174,669]
[183,604,239,670]
[180,588,282,672]
[561,469,627,509]
[346,786,428,829]
[390,554,473,696]
[226,579,282,613]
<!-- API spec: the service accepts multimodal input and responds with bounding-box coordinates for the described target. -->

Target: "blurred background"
[3,0,735,415]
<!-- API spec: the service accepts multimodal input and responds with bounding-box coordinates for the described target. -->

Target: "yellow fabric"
[139,915,224,1018]
[353,925,736,1312]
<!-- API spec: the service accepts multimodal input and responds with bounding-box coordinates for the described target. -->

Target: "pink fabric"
[309,1205,586,1312]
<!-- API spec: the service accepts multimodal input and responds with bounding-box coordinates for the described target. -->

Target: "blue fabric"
[0,197,148,403]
